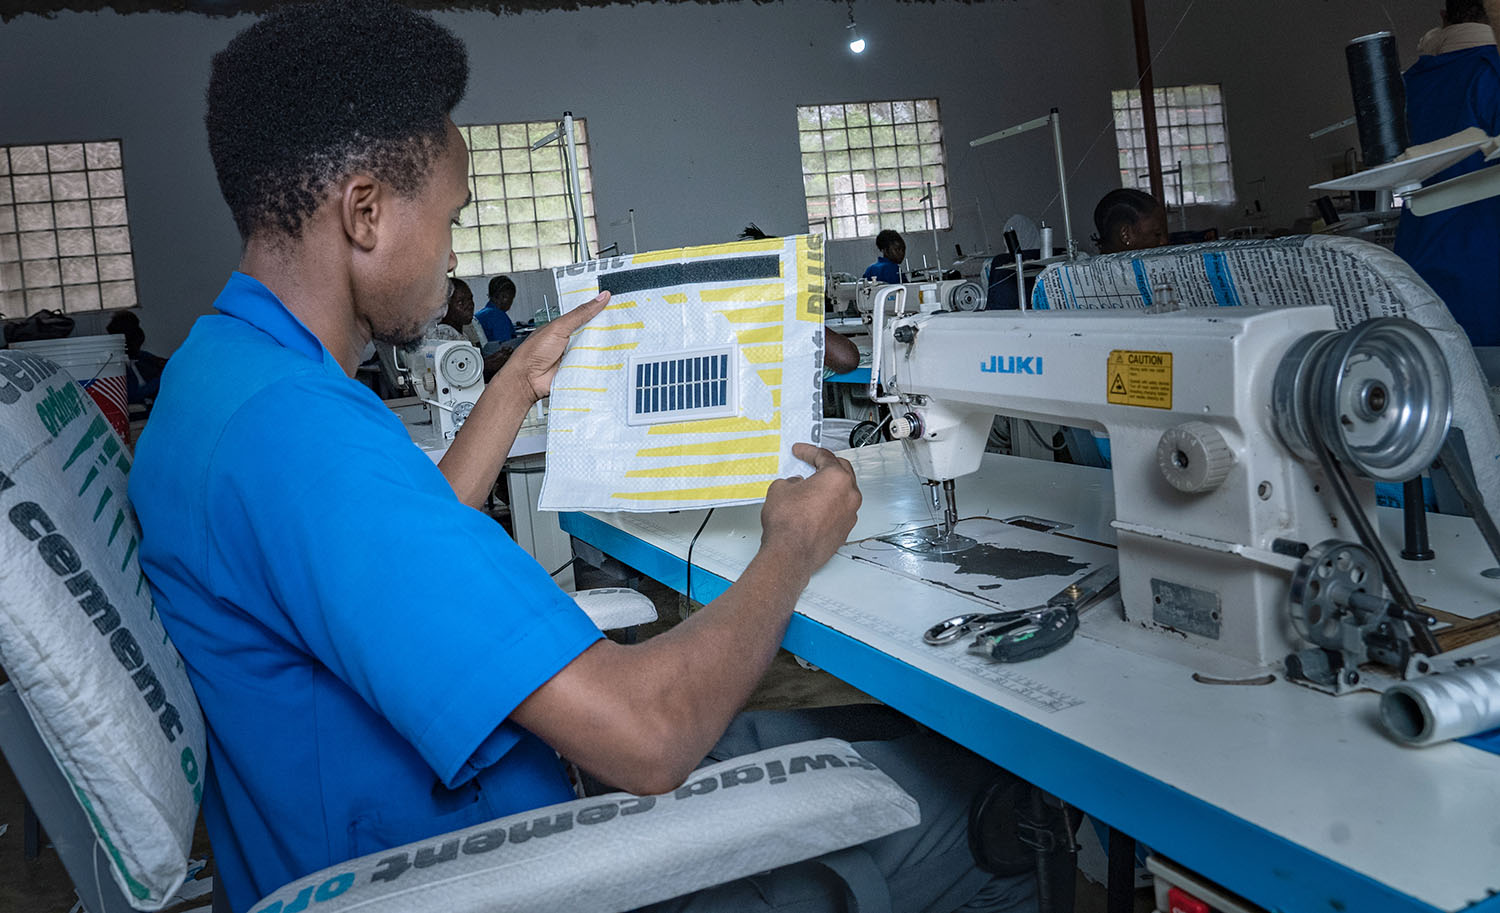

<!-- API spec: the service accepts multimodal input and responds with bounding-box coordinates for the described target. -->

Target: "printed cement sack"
[0,349,204,909]
[251,737,919,913]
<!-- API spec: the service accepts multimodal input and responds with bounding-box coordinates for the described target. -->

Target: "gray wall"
[1,0,1434,352]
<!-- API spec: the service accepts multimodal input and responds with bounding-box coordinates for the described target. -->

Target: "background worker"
[862,229,906,283]
[1394,0,1500,347]
[475,274,517,344]
[1093,188,1169,254]
[864,229,906,283]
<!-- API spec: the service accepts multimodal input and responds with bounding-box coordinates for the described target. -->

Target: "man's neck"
[239,229,365,375]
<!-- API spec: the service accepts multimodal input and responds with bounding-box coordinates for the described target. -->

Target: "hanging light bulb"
[846,0,866,54]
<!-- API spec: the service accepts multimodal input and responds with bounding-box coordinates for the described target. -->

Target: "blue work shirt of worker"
[130,272,601,912]
[1395,44,1500,346]
[862,257,902,284]
[474,301,515,343]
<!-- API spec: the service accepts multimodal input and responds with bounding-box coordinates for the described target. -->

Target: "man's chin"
[373,329,424,354]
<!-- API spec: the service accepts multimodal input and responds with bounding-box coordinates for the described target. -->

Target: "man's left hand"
[498,292,609,402]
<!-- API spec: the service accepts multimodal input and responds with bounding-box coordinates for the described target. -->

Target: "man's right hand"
[759,443,861,574]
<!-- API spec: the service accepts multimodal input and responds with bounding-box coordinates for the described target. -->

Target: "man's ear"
[339,175,381,252]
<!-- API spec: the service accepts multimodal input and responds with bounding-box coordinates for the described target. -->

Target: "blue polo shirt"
[130,272,601,912]
[862,257,902,284]
[474,302,515,343]
[1395,45,1500,346]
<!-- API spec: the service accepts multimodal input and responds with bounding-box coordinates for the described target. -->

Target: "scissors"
[921,564,1120,646]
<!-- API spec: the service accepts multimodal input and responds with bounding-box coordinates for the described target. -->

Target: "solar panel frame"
[625,346,739,426]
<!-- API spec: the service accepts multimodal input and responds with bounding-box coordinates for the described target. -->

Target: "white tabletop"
[563,444,1500,913]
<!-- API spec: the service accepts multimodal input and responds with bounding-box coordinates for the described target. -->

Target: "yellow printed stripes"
[647,413,781,435]
[700,284,784,303]
[742,345,783,364]
[624,456,778,478]
[735,326,783,345]
[716,306,782,324]
[572,342,640,351]
[611,482,772,501]
[635,435,781,457]
[580,322,644,332]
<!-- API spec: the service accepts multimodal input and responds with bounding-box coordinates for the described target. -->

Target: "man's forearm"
[437,374,534,507]
[513,540,822,796]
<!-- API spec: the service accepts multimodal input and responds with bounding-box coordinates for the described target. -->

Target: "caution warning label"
[1106,350,1172,409]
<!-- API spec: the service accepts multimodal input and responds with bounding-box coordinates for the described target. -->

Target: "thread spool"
[1345,32,1409,168]
[1380,662,1500,746]
[1039,223,1054,259]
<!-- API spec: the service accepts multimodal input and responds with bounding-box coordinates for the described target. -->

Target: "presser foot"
[881,525,979,555]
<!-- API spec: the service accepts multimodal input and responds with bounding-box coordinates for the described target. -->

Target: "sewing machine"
[405,339,484,440]
[869,288,1464,689]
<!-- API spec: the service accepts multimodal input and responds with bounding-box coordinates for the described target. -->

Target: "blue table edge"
[559,510,1497,913]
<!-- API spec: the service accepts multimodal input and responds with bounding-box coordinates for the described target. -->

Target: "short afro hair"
[206,0,468,241]
[1447,0,1488,23]
[488,275,516,298]
[1092,188,1162,242]
[875,229,903,253]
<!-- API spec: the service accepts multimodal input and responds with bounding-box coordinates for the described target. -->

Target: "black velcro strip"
[599,256,782,296]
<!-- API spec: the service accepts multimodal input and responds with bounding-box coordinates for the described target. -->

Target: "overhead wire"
[972,0,1201,230]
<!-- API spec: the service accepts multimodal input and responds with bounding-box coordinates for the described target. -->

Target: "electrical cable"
[549,556,577,578]
[1024,420,1070,453]
[685,508,716,606]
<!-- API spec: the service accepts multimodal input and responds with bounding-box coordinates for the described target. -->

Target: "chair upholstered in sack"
[0,349,917,913]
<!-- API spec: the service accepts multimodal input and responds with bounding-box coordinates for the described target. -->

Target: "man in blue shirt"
[1395,0,1500,346]
[474,274,516,343]
[131,3,1035,912]
[862,229,905,284]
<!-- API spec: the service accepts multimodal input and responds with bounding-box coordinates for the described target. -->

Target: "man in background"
[1394,0,1500,347]
[105,310,167,406]
[475,274,516,344]
[862,229,905,283]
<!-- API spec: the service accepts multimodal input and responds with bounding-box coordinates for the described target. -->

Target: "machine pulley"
[1273,317,1452,482]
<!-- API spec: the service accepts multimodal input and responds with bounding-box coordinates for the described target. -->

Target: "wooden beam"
[1131,0,1166,204]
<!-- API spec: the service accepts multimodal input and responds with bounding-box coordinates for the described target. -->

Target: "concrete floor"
[0,551,1155,913]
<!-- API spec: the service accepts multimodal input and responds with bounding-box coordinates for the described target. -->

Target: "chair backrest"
[1031,235,1500,536]
[0,349,205,910]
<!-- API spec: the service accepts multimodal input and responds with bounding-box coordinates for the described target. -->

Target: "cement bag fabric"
[0,350,205,909]
[250,737,920,913]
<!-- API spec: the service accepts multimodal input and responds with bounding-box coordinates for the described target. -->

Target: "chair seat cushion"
[250,737,919,913]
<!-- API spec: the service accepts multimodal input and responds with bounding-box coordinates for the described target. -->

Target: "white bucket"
[11,334,130,440]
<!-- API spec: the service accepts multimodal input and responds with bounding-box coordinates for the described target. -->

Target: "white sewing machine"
[870,288,1463,690]
[404,339,484,440]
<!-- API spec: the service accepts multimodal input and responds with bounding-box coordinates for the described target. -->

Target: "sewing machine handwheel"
[1287,539,1381,649]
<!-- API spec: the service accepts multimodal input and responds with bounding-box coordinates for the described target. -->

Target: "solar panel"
[626,346,738,426]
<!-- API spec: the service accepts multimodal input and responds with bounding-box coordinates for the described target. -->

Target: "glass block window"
[797,99,949,241]
[453,121,600,277]
[0,140,137,317]
[1111,84,1235,207]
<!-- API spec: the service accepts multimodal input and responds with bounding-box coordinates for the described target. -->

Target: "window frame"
[0,138,139,317]
[452,119,600,277]
[1111,84,1236,208]
[796,98,951,241]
